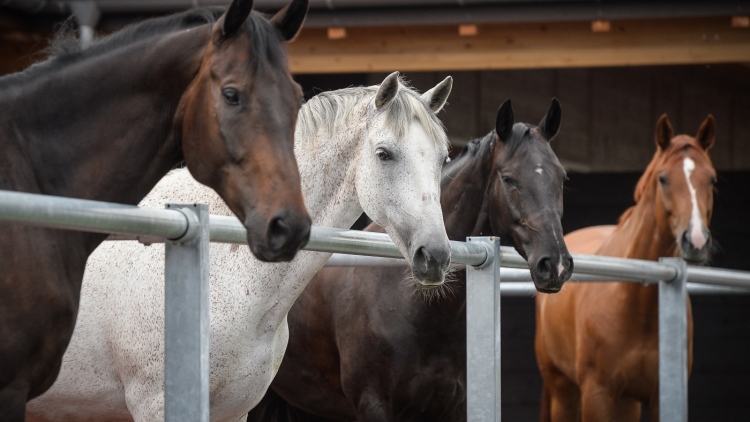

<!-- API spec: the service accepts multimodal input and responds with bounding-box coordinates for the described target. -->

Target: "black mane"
[447,131,493,167]
[0,7,287,89]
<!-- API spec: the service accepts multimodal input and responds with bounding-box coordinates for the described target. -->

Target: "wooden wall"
[366,64,750,172]
[288,17,750,73]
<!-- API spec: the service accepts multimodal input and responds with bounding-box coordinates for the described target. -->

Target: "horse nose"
[681,226,711,264]
[533,254,571,293]
[411,244,450,286]
[260,212,311,262]
[681,226,710,252]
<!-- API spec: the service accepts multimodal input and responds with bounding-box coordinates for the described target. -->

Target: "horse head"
[355,72,453,285]
[179,0,311,262]
[487,99,573,293]
[646,114,716,264]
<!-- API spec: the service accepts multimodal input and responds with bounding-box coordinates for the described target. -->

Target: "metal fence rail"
[2,189,750,422]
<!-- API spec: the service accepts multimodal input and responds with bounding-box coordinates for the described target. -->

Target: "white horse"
[27,72,453,422]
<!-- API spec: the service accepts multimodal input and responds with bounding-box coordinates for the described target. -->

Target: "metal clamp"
[167,204,200,244]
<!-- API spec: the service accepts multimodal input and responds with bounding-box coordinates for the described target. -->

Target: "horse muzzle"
[247,211,312,262]
[680,226,712,265]
[530,253,574,293]
[411,242,451,286]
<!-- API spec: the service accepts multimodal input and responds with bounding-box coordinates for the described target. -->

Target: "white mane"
[296,80,450,150]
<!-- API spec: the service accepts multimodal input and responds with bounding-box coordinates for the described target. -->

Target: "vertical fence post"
[466,236,501,422]
[165,204,210,422]
[659,257,689,422]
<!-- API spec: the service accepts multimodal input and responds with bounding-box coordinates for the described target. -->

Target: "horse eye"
[501,175,516,187]
[222,88,240,106]
[710,175,718,185]
[658,174,668,185]
[375,148,391,161]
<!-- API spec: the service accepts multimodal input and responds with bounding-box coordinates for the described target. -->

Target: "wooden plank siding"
[288,17,750,74]
[365,64,750,172]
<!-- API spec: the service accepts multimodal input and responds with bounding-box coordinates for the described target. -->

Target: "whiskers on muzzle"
[402,263,462,304]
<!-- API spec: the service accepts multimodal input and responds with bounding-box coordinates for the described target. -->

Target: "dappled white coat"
[27,73,453,422]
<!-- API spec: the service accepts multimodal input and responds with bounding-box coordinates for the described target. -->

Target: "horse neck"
[0,28,209,207]
[604,193,676,261]
[441,134,495,240]
[294,103,368,229]
[600,181,676,304]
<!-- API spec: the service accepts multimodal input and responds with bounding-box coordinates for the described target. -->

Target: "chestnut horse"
[247,99,573,421]
[535,114,716,421]
[0,0,310,418]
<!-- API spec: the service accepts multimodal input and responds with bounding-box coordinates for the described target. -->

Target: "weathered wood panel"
[374,65,750,171]
[288,18,750,74]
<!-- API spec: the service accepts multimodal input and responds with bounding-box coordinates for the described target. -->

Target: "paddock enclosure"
[2,1,750,421]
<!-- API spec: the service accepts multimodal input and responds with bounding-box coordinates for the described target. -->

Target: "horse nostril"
[267,216,293,251]
[412,246,430,274]
[564,255,574,276]
[536,257,554,279]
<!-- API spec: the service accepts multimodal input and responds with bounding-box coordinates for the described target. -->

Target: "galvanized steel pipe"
[686,266,750,289]
[3,189,750,286]
[0,189,189,240]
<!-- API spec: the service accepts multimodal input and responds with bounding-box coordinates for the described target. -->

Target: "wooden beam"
[287,17,750,73]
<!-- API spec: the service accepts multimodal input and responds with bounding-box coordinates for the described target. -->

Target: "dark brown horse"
[247,99,573,421]
[534,114,716,421]
[0,0,311,418]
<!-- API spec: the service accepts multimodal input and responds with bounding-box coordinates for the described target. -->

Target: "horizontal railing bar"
[3,189,750,287]
[306,226,490,267]
[0,190,188,240]
[500,281,750,297]
[570,254,678,282]
[685,266,750,289]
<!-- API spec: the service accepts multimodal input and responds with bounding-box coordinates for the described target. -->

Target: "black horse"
[0,0,311,417]
[247,99,573,421]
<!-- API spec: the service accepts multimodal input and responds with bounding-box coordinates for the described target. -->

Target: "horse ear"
[696,114,716,151]
[495,99,514,142]
[270,0,309,42]
[375,72,400,110]
[421,76,452,113]
[220,0,254,39]
[655,114,674,151]
[539,98,562,141]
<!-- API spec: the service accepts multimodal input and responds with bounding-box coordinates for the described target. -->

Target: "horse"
[0,0,311,417]
[246,98,573,422]
[534,114,716,421]
[26,72,455,422]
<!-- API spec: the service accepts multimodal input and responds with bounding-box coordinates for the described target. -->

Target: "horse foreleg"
[0,378,29,422]
[580,381,617,422]
[540,384,552,422]
[355,397,389,422]
[540,375,579,422]
[580,382,642,422]
[647,397,659,422]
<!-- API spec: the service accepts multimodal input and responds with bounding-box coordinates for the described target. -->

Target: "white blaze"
[535,166,543,175]
[683,158,707,250]
[550,225,565,276]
